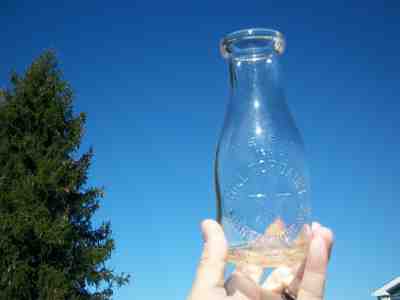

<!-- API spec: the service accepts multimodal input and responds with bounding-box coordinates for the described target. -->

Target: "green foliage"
[0,51,129,300]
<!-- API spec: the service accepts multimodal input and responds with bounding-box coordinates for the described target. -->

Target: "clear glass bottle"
[215,28,311,268]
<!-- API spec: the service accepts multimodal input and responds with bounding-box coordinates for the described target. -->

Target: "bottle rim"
[220,28,285,61]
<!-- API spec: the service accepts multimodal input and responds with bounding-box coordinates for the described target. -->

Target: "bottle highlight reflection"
[215,29,311,268]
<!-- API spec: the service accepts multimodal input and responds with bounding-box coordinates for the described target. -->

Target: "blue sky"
[1,1,399,299]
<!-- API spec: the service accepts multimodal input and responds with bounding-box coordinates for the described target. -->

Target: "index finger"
[297,230,332,300]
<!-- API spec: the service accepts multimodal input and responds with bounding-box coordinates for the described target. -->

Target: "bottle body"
[215,29,311,268]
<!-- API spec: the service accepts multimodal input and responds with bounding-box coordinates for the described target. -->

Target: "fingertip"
[201,218,222,233]
[195,219,227,289]
[201,219,213,232]
[200,219,226,246]
[201,219,220,229]
[319,226,334,245]
[311,222,321,233]
[201,219,215,239]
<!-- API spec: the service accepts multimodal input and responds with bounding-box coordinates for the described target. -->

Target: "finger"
[311,222,321,233]
[285,260,306,295]
[260,289,287,300]
[236,264,264,283]
[283,223,317,295]
[297,234,330,300]
[229,289,253,300]
[225,271,261,299]
[193,219,228,289]
[262,266,295,292]
[286,225,334,296]
[318,226,334,260]
[262,223,312,294]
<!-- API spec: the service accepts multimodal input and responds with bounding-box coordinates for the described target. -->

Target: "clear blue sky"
[1,1,399,299]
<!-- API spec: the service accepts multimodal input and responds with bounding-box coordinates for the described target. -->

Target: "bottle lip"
[220,28,286,61]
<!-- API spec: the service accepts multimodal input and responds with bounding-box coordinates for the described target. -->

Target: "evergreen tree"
[0,51,129,300]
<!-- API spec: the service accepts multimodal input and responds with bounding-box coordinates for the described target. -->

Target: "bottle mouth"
[220,28,285,61]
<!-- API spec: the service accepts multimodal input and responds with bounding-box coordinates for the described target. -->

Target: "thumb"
[193,219,228,289]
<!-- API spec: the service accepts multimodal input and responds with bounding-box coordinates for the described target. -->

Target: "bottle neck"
[228,54,284,109]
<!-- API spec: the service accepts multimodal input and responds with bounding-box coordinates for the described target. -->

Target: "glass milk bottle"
[215,28,312,268]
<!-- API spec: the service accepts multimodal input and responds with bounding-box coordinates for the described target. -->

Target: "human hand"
[187,220,333,300]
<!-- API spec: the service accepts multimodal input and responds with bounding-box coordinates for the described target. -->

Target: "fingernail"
[312,222,321,232]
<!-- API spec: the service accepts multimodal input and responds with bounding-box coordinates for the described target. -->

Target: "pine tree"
[0,51,129,300]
